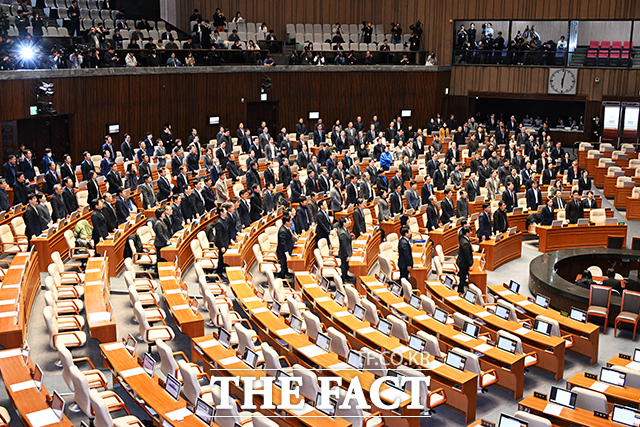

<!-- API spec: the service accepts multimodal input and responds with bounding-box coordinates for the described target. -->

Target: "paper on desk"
[453,334,474,342]
[543,403,563,417]
[85,268,101,273]
[0,299,15,306]
[333,311,350,318]
[251,307,269,314]
[229,280,245,285]
[328,362,352,371]
[315,296,331,303]
[2,284,19,289]
[368,281,384,287]
[276,328,296,336]
[379,387,411,404]
[0,311,17,318]
[474,343,494,354]
[288,403,315,416]
[227,267,242,272]
[89,312,111,322]
[84,281,102,286]
[9,264,25,270]
[497,290,511,296]
[427,360,444,370]
[357,327,376,335]
[298,345,325,359]
[303,283,319,289]
[199,339,220,349]
[219,356,241,366]
[392,302,409,309]
[165,408,193,421]
[590,381,610,393]
[414,314,429,321]
[0,348,21,358]
[374,288,390,294]
[514,327,531,335]
[392,345,410,355]
[165,289,181,295]
[446,295,462,301]
[158,266,174,271]
[516,300,532,307]
[475,311,491,318]
[243,297,260,303]
[349,256,364,262]
[120,367,145,378]
[10,380,37,392]
[226,248,239,255]
[172,304,190,311]
[295,271,311,277]
[626,361,640,371]
[103,342,124,351]
[26,408,60,427]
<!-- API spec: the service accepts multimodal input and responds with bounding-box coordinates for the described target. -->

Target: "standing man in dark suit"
[102,193,117,232]
[12,173,30,206]
[352,198,367,238]
[477,203,492,241]
[156,168,173,202]
[295,196,310,233]
[80,151,95,183]
[501,182,516,213]
[456,190,469,218]
[262,182,276,213]
[526,180,543,210]
[276,215,295,279]
[566,190,584,224]
[176,166,189,195]
[20,151,36,182]
[121,134,134,161]
[90,198,109,244]
[24,194,42,242]
[455,226,474,293]
[115,187,130,225]
[214,205,230,278]
[390,185,404,215]
[153,208,170,264]
[249,184,263,222]
[50,184,68,222]
[541,197,555,225]
[316,199,332,243]
[433,162,447,191]
[238,190,251,227]
[106,163,121,195]
[464,173,479,202]
[425,196,440,231]
[398,226,413,282]
[337,216,353,282]
[295,118,307,140]
[140,174,156,210]
[305,170,319,195]
[345,175,359,207]
[170,195,185,233]
[421,176,434,205]
[290,173,303,204]
[60,155,76,187]
[493,201,509,233]
[440,189,455,224]
[602,268,623,294]
[44,162,60,195]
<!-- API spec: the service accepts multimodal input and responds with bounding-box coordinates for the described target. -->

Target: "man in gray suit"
[406,180,420,210]
[329,180,344,212]
[307,192,319,224]
[486,170,500,200]
[262,182,276,212]
[215,171,228,205]
[456,189,469,218]
[348,158,362,180]
[140,174,156,209]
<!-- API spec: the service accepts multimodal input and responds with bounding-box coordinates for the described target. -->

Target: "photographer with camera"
[392,22,402,44]
[410,20,423,38]
[69,49,83,69]
[361,22,373,43]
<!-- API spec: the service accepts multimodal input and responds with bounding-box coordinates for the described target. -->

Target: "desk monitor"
[190,297,199,316]
[347,350,365,371]
[289,315,303,334]
[508,226,518,235]
[533,319,552,336]
[475,196,486,203]
[535,294,550,309]
[551,220,563,228]
[577,218,589,226]
[21,341,30,366]
[143,353,155,377]
[463,290,477,305]
[379,272,387,284]
[320,277,330,292]
[194,397,215,426]
[165,374,181,401]
[218,328,231,350]
[243,348,259,370]
[634,348,640,362]
[385,369,406,391]
[611,404,640,427]
[125,334,137,357]
[51,390,65,421]
[499,414,528,427]
[334,290,345,307]
[512,208,523,215]
[606,218,618,225]
[569,307,588,323]
[600,367,627,387]
[275,370,292,389]
[409,294,420,310]
[497,336,517,354]
[390,282,402,297]
[508,280,520,294]
[315,394,337,418]
[549,386,577,409]
[255,284,265,301]
[408,334,426,353]
[33,363,44,392]
[353,304,366,321]
[443,276,454,289]
[462,321,480,340]
[445,351,467,371]
[316,332,331,353]
[494,304,511,321]
[270,301,282,318]
[377,319,392,337]
[434,307,448,324]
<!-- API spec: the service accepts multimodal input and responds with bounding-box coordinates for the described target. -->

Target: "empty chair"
[589,208,607,224]
[10,217,27,241]
[396,365,446,415]
[128,285,164,321]
[614,290,640,340]
[344,284,363,310]
[293,363,318,402]
[123,258,155,291]
[47,264,84,298]
[573,386,609,413]
[212,385,253,427]
[70,364,126,418]
[252,412,279,427]
[512,411,552,427]
[420,294,436,315]
[156,339,204,382]
[261,342,292,376]
[253,244,281,274]
[496,330,538,369]
[0,224,28,254]
[335,387,384,427]
[89,389,143,427]
[44,285,84,314]
[328,326,350,358]
[133,301,174,350]
[236,323,264,363]
[360,298,380,325]
[450,348,498,391]
[387,314,408,342]
[536,315,575,348]
[178,359,215,405]
[58,344,108,397]
[317,238,340,267]
[361,347,387,377]
[0,407,10,427]
[44,307,87,366]
[587,285,612,333]
[378,253,400,281]
[303,310,325,340]
[51,251,84,283]
[314,248,340,278]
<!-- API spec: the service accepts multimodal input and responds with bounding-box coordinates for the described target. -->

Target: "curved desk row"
[31,210,91,272]
[158,263,205,339]
[96,213,149,277]
[0,251,40,349]
[84,257,117,343]
[566,371,640,408]
[535,223,627,253]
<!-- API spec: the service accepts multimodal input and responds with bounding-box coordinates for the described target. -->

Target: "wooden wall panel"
[0,69,449,164]
[184,0,640,65]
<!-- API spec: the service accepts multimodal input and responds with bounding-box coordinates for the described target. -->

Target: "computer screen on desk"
[612,404,640,426]
[569,307,588,323]
[508,280,520,294]
[434,307,448,324]
[165,374,181,401]
[462,321,480,340]
[316,333,331,353]
[33,363,43,392]
[549,386,577,409]
[600,367,626,387]
[218,328,231,350]
[143,353,155,377]
[289,315,303,334]
[51,390,65,421]
[385,370,406,391]
[270,301,281,318]
[497,336,517,354]
[463,290,477,304]
[445,351,466,371]
[334,290,345,307]
[443,276,454,289]
[409,294,420,309]
[194,397,214,426]
[377,319,392,337]
[634,349,640,362]
[243,348,258,370]
[125,334,137,357]
[315,394,337,418]
[408,335,426,353]
[347,350,364,371]
[495,304,511,321]
[533,319,552,336]
[353,304,366,321]
[499,414,528,427]
[535,294,550,309]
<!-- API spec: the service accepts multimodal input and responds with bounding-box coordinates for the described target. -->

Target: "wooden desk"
[0,252,40,349]
[585,155,602,177]
[595,164,613,188]
[567,372,640,408]
[288,228,317,273]
[625,196,640,221]
[84,257,117,343]
[487,284,599,365]
[0,348,74,427]
[100,343,203,426]
[348,230,382,292]
[191,336,352,427]
[518,394,619,427]
[478,232,523,271]
[426,282,566,381]
[157,263,204,339]
[380,217,402,238]
[31,210,91,272]
[604,174,622,198]
[614,182,640,210]
[429,224,461,255]
[361,276,526,402]
[226,268,423,427]
[96,215,147,277]
[535,223,627,253]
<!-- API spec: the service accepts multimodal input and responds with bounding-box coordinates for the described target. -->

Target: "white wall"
[576,20,632,45]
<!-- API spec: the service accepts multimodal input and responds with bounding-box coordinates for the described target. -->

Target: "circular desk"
[529,248,640,325]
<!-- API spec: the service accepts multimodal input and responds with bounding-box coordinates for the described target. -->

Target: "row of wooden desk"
[84,257,117,344]
[158,263,205,339]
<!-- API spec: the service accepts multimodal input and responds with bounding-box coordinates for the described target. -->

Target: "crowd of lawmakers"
[0,112,596,284]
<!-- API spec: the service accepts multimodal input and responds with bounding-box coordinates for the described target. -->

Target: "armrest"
[278,355,291,368]
[172,351,190,363]
[524,351,538,362]
[562,334,575,346]
[362,411,383,425]
[53,331,83,346]
[479,332,492,340]
[427,387,447,407]
[1,242,18,250]
[73,356,97,369]
[0,259,10,268]
[481,369,497,383]
[70,247,91,257]
[59,271,82,283]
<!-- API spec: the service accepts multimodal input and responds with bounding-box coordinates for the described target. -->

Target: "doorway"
[1,115,70,164]
[247,101,279,135]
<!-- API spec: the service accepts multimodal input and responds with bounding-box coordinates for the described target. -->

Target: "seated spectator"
[156,40,165,49]
[185,52,195,66]
[363,50,374,65]
[332,32,344,44]
[161,29,172,40]
[144,38,157,50]
[231,41,242,50]
[333,42,343,51]
[166,52,181,66]
[380,39,390,51]
[165,38,179,49]
[557,35,567,50]
[102,47,118,67]
[426,51,437,65]
[147,49,160,66]
[125,51,137,67]
[400,54,410,65]
[189,9,202,22]
[334,52,345,65]
[182,38,196,49]
[346,51,357,65]
[228,29,240,42]
[263,55,275,66]
[127,39,141,49]
[136,18,151,31]
[212,31,224,48]
[112,28,123,49]
[313,52,325,66]
[207,46,221,65]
